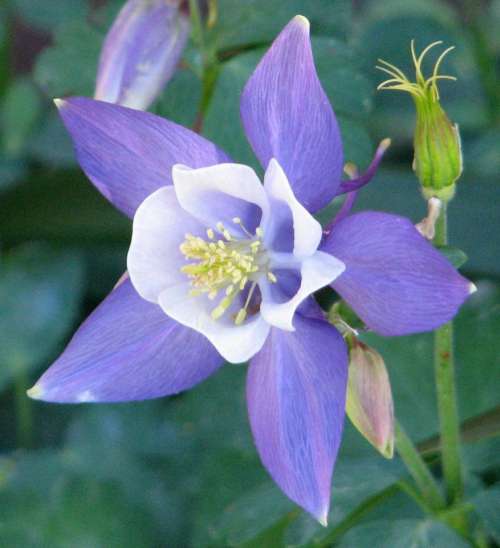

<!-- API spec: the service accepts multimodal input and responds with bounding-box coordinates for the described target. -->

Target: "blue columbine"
[29,16,473,524]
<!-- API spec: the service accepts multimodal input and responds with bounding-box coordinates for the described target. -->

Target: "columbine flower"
[29,16,473,524]
[377,41,462,201]
[94,0,190,110]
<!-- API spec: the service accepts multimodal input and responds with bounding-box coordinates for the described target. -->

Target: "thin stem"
[433,202,469,537]
[394,420,445,511]
[189,0,219,133]
[433,203,464,504]
[312,484,400,547]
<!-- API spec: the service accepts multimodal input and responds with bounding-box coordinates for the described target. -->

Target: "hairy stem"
[433,203,464,504]
[433,202,469,536]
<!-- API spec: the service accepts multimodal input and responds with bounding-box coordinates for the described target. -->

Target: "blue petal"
[240,16,343,213]
[56,97,230,218]
[322,212,474,335]
[29,278,223,402]
[246,314,348,523]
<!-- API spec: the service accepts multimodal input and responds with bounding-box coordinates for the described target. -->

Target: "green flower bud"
[346,338,394,459]
[377,41,462,202]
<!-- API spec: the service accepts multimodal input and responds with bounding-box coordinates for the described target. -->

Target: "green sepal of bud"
[377,41,463,201]
[413,97,462,194]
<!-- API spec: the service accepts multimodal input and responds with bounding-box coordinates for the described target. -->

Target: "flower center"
[179,218,277,324]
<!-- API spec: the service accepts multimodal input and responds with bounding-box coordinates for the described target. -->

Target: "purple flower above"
[29,15,474,524]
[94,0,190,110]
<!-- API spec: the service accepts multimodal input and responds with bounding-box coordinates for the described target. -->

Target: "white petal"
[263,159,322,257]
[158,283,270,363]
[127,186,204,303]
[260,251,345,331]
[172,163,269,235]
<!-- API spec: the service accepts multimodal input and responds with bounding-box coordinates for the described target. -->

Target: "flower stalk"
[189,0,220,130]
[433,203,464,505]
[394,420,445,511]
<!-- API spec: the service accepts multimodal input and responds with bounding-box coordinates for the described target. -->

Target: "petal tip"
[469,282,477,295]
[27,384,44,400]
[382,439,395,459]
[293,14,310,31]
[380,137,392,150]
[317,510,329,527]
[53,97,67,109]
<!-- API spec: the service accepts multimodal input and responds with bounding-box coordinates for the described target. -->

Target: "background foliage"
[0,0,499,546]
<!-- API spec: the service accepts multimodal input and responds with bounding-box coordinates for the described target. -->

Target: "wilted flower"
[346,339,394,459]
[94,0,190,110]
[29,16,473,523]
[377,41,462,201]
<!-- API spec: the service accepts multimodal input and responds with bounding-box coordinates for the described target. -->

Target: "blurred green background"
[0,0,499,546]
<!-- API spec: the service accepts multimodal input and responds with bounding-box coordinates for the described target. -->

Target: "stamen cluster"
[179,218,276,324]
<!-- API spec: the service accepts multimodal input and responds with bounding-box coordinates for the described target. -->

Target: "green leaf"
[361,0,459,27]
[167,363,254,456]
[208,0,352,51]
[203,50,263,171]
[337,518,469,547]
[28,110,77,168]
[0,157,27,192]
[465,128,500,179]
[34,20,102,98]
[285,458,405,546]
[1,77,42,157]
[464,436,500,474]
[0,450,161,548]
[152,67,202,128]
[0,169,130,245]
[12,0,88,31]
[0,243,84,392]
[207,483,296,547]
[471,486,500,543]
[337,117,374,169]
[312,38,373,120]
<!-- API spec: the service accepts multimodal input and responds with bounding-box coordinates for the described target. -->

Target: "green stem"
[14,368,33,448]
[394,420,445,511]
[433,202,469,537]
[313,484,400,547]
[433,203,464,504]
[188,0,219,132]
[188,0,205,52]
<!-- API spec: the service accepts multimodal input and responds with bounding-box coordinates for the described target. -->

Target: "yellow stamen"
[267,272,277,283]
[234,309,247,325]
[180,220,276,325]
